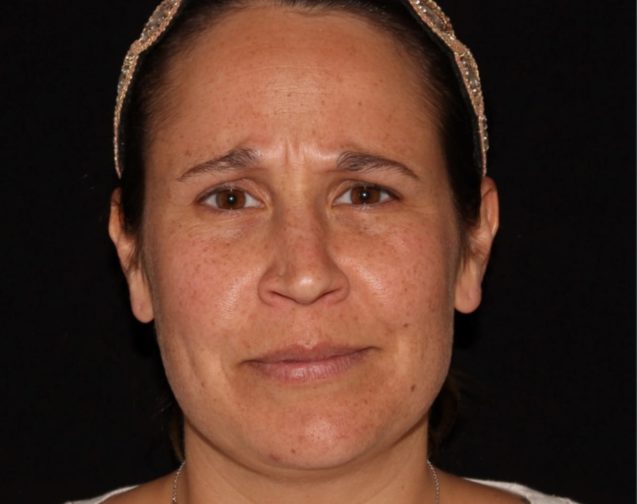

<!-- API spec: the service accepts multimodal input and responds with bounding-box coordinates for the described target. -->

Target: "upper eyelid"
[338,181,400,197]
[197,179,256,200]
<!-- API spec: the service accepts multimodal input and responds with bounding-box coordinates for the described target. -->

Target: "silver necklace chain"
[171,460,440,504]
[171,461,185,504]
[427,459,441,504]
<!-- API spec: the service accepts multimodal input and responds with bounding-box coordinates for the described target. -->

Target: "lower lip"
[247,350,369,384]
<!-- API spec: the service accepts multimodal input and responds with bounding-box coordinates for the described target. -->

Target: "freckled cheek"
[146,230,262,344]
[346,224,456,394]
[346,224,458,321]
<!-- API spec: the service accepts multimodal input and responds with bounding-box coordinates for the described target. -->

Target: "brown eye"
[202,188,260,210]
[351,186,382,205]
[215,189,245,209]
[335,185,394,206]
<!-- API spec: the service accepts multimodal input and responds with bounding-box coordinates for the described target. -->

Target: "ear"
[108,189,154,323]
[454,176,499,314]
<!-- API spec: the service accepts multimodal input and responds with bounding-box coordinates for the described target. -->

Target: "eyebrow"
[336,151,419,180]
[177,148,260,181]
[177,148,419,181]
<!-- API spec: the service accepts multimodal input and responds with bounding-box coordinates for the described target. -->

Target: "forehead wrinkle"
[159,6,427,105]
[147,4,442,181]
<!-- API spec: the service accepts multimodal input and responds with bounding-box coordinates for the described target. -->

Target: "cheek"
[142,220,262,355]
[345,215,460,323]
[142,224,270,431]
[335,215,459,391]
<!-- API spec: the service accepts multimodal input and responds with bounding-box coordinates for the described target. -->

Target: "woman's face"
[112,4,494,474]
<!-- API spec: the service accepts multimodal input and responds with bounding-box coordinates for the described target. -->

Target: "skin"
[108,4,512,503]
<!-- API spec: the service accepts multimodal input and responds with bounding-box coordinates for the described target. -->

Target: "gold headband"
[114,0,488,177]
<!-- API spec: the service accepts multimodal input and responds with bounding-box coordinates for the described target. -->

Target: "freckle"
[410,385,417,392]
[290,448,296,454]
[403,323,410,328]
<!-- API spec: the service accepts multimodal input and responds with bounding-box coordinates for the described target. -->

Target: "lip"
[245,344,372,384]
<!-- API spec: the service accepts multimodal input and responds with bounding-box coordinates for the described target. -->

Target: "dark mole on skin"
[403,323,410,328]
[410,385,416,392]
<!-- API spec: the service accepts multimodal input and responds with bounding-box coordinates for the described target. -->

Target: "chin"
[236,397,428,474]
[262,417,372,470]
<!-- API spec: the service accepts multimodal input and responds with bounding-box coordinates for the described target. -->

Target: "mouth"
[245,344,372,384]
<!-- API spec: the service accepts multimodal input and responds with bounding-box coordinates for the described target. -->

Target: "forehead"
[147,4,442,171]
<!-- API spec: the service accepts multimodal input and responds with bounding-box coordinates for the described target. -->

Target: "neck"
[177,422,436,504]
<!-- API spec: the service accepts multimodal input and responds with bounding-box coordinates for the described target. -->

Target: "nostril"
[258,263,350,307]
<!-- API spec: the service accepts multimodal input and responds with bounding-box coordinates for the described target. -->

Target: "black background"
[1,1,634,503]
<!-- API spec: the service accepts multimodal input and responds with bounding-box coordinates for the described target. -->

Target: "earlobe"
[454,177,499,314]
[108,189,155,323]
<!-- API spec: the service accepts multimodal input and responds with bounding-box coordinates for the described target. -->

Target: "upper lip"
[248,343,370,363]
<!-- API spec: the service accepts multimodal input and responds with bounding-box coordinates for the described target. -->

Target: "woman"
[70,0,578,502]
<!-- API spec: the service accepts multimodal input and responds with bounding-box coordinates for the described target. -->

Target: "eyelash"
[198,182,397,211]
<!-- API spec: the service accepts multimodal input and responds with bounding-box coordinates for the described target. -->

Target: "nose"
[258,209,350,306]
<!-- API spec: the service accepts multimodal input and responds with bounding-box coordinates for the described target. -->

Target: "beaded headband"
[114,0,488,177]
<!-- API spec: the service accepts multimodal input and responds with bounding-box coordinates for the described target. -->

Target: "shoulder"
[439,470,579,504]
[65,471,579,504]
[65,474,173,504]
[63,486,135,504]
[442,472,530,504]
[468,477,580,504]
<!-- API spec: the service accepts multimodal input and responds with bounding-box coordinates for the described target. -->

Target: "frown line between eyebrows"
[177,147,261,181]
[336,151,420,180]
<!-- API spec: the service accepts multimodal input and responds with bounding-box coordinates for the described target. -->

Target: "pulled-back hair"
[120,0,481,240]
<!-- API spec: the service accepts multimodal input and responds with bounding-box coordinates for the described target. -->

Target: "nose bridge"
[279,199,326,260]
[259,199,349,306]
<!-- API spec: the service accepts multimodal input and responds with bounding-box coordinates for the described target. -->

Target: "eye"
[201,188,261,210]
[335,184,395,206]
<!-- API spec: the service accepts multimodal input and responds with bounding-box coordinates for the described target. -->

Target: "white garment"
[471,479,579,503]
[66,479,579,503]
